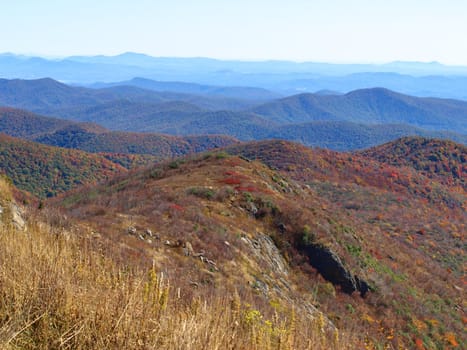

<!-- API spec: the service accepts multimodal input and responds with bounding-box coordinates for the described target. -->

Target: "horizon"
[2,51,466,68]
[2,0,467,65]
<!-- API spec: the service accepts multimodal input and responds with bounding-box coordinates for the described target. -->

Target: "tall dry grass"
[0,206,357,349]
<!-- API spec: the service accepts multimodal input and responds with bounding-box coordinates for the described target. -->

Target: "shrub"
[215,151,229,159]
[187,187,216,200]
[302,224,315,245]
[168,161,180,169]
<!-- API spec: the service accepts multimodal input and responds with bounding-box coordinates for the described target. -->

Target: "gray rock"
[251,278,269,295]
[248,202,258,215]
[11,204,25,231]
[183,241,195,256]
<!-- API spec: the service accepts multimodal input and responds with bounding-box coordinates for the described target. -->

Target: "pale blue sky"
[1,0,466,64]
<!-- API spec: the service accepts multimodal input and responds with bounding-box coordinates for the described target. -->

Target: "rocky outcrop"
[303,243,369,296]
[241,233,336,332]
[11,204,26,230]
[241,233,289,276]
[0,203,26,231]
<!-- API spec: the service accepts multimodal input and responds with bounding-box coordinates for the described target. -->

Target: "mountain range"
[1,52,466,350]
[0,71,465,348]
[90,77,281,101]
[2,53,467,100]
[0,78,466,152]
[0,106,237,157]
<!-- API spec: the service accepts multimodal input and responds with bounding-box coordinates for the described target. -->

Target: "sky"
[1,0,467,64]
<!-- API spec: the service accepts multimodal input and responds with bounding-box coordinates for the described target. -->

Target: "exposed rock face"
[241,233,336,331]
[303,244,369,296]
[242,233,288,276]
[11,204,26,231]
[254,234,289,276]
[0,202,26,231]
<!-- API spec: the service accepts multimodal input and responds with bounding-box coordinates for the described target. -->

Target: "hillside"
[0,78,104,112]
[2,104,465,153]
[269,121,467,151]
[0,134,128,197]
[151,116,466,150]
[252,88,467,134]
[34,126,238,157]
[91,77,281,100]
[225,139,466,208]
[359,137,466,189]
[0,106,88,137]
[58,99,206,131]
[60,103,464,150]
[0,78,260,117]
[0,177,346,350]
[51,139,466,349]
[0,106,238,157]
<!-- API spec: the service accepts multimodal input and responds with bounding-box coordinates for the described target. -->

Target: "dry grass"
[0,175,12,202]
[0,206,357,349]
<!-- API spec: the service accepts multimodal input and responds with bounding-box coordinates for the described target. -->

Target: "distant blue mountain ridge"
[1,53,467,100]
[0,78,465,152]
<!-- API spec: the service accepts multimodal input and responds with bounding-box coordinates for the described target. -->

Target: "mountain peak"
[117,51,152,58]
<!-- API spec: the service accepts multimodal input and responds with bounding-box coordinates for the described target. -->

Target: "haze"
[1,0,467,65]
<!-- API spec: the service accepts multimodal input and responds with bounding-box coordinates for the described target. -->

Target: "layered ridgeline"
[250,88,467,133]
[48,137,465,349]
[0,106,238,156]
[3,53,467,100]
[90,77,281,100]
[1,79,466,150]
[0,77,264,113]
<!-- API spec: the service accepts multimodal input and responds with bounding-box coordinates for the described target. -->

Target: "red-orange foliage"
[221,177,242,185]
[235,185,260,193]
[169,203,185,211]
[414,338,425,350]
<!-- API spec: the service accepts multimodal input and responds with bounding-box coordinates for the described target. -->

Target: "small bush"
[168,161,180,169]
[302,224,315,245]
[187,187,216,200]
[215,152,229,159]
